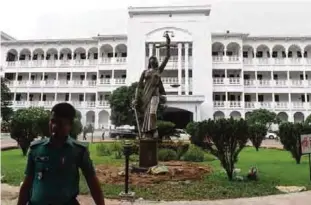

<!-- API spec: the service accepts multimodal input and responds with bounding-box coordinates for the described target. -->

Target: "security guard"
[17,103,105,205]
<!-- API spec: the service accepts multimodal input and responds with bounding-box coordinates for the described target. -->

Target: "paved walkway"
[1,183,311,205]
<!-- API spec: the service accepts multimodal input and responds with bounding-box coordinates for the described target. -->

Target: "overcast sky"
[1,0,311,40]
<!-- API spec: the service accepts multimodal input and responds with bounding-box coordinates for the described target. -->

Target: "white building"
[1,5,309,129]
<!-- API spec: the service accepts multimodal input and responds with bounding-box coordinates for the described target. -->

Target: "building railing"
[214,101,310,110]
[12,100,111,108]
[5,57,127,68]
[241,57,311,65]
[241,79,309,87]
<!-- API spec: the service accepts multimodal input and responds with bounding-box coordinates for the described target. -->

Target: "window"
[65,94,69,101]
[257,74,263,80]
[105,75,111,79]
[43,94,46,101]
[80,53,86,60]
[121,75,126,78]
[301,95,305,102]
[67,73,71,80]
[107,53,113,58]
[121,53,127,57]
[79,94,84,102]
[229,74,234,78]
[306,75,308,80]
[273,74,278,80]
[308,95,310,102]
[92,75,97,80]
[256,51,263,58]
[243,51,248,58]
[16,94,21,101]
[229,95,235,101]
[288,51,292,58]
[272,51,278,58]
[258,95,264,102]
[214,95,220,101]
[300,74,304,80]
[19,55,26,60]
[222,95,226,101]
[274,95,279,102]
[297,51,302,58]
[44,75,48,80]
[33,54,38,60]
[245,95,251,102]
[29,94,33,101]
[226,51,233,56]
[214,74,220,78]
[244,75,250,80]
[212,52,218,56]
[282,51,286,58]
[17,76,22,81]
[80,75,85,80]
[31,75,35,81]
[46,54,51,60]
[94,53,98,59]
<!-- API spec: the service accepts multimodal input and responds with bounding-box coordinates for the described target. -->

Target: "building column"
[148,44,153,57]
[111,70,115,85]
[155,44,160,60]
[95,111,99,129]
[288,93,292,111]
[185,43,189,95]
[177,43,182,95]
[55,93,57,102]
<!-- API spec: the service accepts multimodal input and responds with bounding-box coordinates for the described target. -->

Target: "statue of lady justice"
[133,33,171,139]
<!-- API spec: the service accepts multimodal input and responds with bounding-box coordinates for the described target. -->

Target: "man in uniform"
[17,102,105,205]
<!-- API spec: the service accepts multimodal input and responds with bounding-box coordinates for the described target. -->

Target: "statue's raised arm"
[158,33,171,73]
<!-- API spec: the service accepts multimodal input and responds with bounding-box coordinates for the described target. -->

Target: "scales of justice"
[132,30,179,169]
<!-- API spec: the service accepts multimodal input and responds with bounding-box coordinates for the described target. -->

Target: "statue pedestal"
[139,138,158,168]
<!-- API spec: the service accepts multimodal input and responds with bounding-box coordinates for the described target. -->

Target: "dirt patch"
[96,161,212,185]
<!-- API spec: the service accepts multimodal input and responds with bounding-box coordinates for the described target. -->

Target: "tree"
[248,124,268,151]
[109,82,166,128]
[186,118,249,180]
[246,109,278,130]
[278,122,311,164]
[10,108,83,155]
[10,108,50,155]
[1,77,13,123]
[157,120,176,141]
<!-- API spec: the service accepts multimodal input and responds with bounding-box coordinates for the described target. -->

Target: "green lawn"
[1,144,311,200]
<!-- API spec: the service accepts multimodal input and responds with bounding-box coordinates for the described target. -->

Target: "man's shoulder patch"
[29,138,48,149]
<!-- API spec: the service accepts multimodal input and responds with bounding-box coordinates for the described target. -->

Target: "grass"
[2,143,311,200]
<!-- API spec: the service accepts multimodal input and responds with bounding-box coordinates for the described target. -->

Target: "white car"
[170,129,191,141]
[265,132,278,139]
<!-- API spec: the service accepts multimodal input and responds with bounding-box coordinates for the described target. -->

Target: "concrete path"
[1,183,311,205]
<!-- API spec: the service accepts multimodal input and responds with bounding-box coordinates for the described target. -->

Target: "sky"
[1,0,311,40]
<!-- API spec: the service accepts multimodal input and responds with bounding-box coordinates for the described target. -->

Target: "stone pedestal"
[139,138,158,168]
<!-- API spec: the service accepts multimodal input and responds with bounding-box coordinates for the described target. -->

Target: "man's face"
[49,112,72,138]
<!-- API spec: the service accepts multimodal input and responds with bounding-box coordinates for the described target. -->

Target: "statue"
[132,32,171,139]
[132,32,172,168]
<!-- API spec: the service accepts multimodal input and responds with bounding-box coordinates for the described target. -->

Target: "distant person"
[17,102,105,205]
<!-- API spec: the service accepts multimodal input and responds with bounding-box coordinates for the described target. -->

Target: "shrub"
[111,141,123,159]
[158,148,178,161]
[279,122,311,164]
[186,118,249,180]
[157,120,176,141]
[248,124,268,151]
[183,145,205,162]
[96,143,112,156]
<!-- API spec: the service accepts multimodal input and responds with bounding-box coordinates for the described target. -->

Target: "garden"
[1,79,311,201]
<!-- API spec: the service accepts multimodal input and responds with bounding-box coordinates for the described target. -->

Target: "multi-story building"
[1,5,310,129]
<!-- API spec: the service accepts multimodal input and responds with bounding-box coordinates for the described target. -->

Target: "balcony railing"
[12,100,111,108]
[240,57,311,65]
[213,101,309,110]
[5,57,127,68]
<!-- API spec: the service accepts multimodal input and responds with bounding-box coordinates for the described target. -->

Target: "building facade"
[1,5,310,129]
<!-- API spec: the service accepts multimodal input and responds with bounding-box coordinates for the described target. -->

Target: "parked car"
[170,129,191,141]
[106,128,137,139]
[265,132,278,139]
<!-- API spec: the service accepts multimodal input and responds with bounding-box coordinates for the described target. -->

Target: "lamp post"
[119,141,135,200]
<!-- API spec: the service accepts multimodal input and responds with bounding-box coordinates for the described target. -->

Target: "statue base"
[139,138,158,168]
